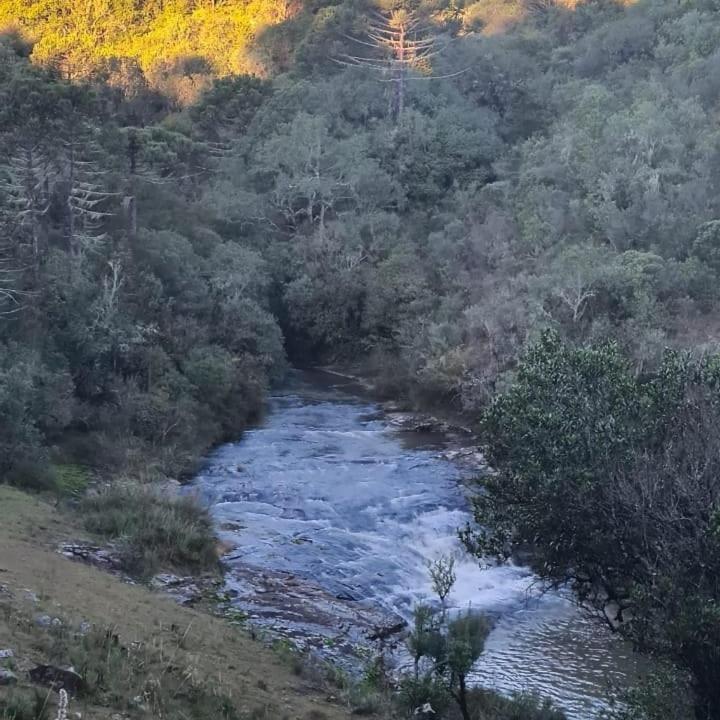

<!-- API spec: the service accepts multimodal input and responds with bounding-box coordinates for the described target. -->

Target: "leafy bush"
[468,332,720,718]
[53,463,91,497]
[0,344,74,490]
[81,486,218,577]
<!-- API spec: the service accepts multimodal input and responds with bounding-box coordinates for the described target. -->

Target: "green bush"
[0,344,74,491]
[81,486,218,577]
[4,458,58,493]
[53,463,91,497]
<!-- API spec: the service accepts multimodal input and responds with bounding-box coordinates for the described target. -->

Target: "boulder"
[367,620,407,642]
[0,669,17,686]
[28,665,85,695]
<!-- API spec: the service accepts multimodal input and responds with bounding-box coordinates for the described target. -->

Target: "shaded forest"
[4,0,720,482]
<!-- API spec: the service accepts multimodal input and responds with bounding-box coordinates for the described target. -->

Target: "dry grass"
[80,486,218,577]
[0,487,355,720]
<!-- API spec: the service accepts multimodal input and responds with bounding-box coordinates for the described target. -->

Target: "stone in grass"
[29,665,85,695]
[35,614,63,628]
[0,668,18,686]
[0,648,14,659]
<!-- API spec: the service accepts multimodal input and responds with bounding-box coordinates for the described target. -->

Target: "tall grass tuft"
[81,485,218,577]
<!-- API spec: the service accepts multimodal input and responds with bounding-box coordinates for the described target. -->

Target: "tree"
[543,244,612,325]
[428,554,456,616]
[406,609,491,720]
[59,120,116,259]
[0,143,53,283]
[463,331,720,719]
[340,6,444,120]
[406,557,492,720]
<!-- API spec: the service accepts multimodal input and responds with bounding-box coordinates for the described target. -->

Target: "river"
[190,369,641,719]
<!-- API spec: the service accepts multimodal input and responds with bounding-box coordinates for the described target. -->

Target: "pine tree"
[340,7,444,120]
[61,125,116,258]
[0,142,53,288]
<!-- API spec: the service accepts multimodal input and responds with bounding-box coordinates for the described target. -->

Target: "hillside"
[3,0,720,478]
[0,487,355,720]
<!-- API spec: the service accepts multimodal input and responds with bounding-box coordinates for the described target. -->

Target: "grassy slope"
[0,487,354,720]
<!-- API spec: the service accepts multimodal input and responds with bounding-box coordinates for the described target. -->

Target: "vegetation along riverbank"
[2,0,720,716]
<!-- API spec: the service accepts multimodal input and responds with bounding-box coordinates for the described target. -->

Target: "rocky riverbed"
[186,369,641,718]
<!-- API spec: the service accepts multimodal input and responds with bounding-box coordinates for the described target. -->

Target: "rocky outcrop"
[215,563,409,675]
[150,573,206,606]
[60,543,123,572]
[58,545,218,606]
[385,411,472,436]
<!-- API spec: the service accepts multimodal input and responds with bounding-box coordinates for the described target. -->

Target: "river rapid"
[190,370,640,719]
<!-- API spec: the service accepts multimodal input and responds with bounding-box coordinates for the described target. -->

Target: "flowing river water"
[191,370,641,719]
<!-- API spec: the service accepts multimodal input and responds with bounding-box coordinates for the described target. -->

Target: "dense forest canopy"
[2,0,720,715]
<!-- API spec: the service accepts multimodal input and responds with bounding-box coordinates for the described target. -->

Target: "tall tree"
[340,6,443,119]
[464,331,720,719]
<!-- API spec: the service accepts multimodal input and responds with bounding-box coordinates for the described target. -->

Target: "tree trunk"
[456,676,471,720]
[395,22,405,120]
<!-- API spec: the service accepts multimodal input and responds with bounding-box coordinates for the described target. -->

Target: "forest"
[1,0,720,717]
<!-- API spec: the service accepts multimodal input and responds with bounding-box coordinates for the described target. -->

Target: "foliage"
[428,555,457,610]
[465,331,720,718]
[0,0,301,106]
[612,664,694,720]
[81,486,218,577]
[52,463,91,497]
[404,556,492,720]
[0,43,284,488]
[401,558,566,720]
[0,691,50,720]
[36,619,241,720]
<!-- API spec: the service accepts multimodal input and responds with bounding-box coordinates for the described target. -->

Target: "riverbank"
[0,368,639,720]
[0,483,573,720]
[316,364,475,431]
[0,486,360,720]
[314,365,488,476]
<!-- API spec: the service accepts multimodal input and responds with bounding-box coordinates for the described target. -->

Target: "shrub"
[81,486,218,577]
[0,690,50,720]
[0,344,73,491]
[43,622,240,720]
[52,464,91,497]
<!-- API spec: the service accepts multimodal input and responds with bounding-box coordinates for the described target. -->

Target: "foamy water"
[191,371,640,718]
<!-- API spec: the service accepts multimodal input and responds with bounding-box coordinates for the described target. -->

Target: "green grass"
[80,485,218,578]
[21,616,243,720]
[52,463,91,497]
[0,691,50,720]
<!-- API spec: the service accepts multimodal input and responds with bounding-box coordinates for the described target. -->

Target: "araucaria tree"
[340,5,443,120]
